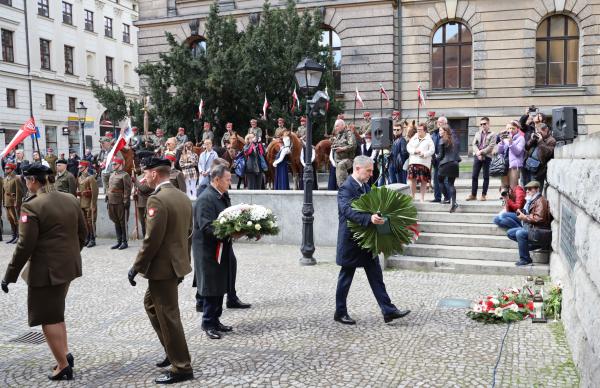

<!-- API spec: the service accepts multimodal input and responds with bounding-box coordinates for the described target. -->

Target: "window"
[188,37,206,59]
[45,126,58,152]
[1,0,13,6]
[320,27,342,92]
[64,45,74,75]
[62,2,72,25]
[536,15,579,86]
[6,88,16,108]
[85,10,94,32]
[40,39,51,70]
[68,97,76,112]
[86,52,95,77]
[2,29,14,62]
[68,127,80,151]
[122,23,130,43]
[45,93,54,110]
[38,0,49,17]
[105,56,113,83]
[104,17,113,38]
[123,62,131,85]
[432,22,472,89]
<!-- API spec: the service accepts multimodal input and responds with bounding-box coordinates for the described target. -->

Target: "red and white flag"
[380,83,390,103]
[198,98,204,118]
[417,83,426,107]
[291,87,300,113]
[0,117,37,159]
[355,87,364,108]
[324,86,330,112]
[103,117,134,173]
[215,242,224,264]
[262,94,269,120]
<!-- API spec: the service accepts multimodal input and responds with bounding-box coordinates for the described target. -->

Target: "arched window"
[320,26,341,92]
[432,22,472,89]
[536,15,579,86]
[187,36,206,59]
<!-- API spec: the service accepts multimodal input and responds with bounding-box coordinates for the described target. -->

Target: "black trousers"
[202,295,224,329]
[471,156,491,196]
[335,259,397,316]
[196,254,237,307]
[246,172,261,190]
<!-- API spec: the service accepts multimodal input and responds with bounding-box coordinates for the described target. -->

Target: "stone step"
[387,256,550,276]
[403,244,550,264]
[416,232,516,249]
[418,211,496,224]
[414,201,501,214]
[418,221,507,236]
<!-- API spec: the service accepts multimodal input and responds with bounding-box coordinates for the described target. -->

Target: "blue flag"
[30,126,41,140]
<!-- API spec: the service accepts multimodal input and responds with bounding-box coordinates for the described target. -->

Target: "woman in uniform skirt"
[1,164,87,381]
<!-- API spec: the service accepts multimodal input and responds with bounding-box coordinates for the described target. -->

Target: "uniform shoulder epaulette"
[23,194,37,202]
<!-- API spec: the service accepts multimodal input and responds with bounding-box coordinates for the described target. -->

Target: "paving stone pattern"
[0,242,578,387]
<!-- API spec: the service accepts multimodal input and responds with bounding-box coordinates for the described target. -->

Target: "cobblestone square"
[0,241,578,387]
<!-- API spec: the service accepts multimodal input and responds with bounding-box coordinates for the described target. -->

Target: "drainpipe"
[397,1,402,114]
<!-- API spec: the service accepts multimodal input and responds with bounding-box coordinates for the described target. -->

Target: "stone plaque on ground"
[560,203,578,269]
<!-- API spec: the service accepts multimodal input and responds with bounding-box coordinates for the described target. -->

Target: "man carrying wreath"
[334,155,411,325]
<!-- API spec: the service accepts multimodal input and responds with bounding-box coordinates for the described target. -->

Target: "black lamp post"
[294,58,326,266]
[76,101,88,157]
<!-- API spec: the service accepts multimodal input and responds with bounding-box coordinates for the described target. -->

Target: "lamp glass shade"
[76,102,87,122]
[295,58,325,91]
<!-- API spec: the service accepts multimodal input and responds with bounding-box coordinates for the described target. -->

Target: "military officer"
[151,128,167,152]
[76,160,99,248]
[220,122,235,147]
[96,137,114,192]
[0,175,3,241]
[44,148,58,174]
[55,159,77,196]
[248,119,263,142]
[127,157,194,385]
[132,171,153,237]
[426,111,437,133]
[129,127,144,151]
[3,163,22,244]
[295,116,307,141]
[165,154,186,193]
[274,118,287,138]
[202,122,214,143]
[331,119,357,187]
[107,157,132,250]
[359,111,372,137]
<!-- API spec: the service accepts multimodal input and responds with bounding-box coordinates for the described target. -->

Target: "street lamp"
[76,101,88,157]
[294,57,326,266]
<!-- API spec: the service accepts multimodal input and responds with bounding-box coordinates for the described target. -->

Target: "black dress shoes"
[118,241,128,250]
[52,353,74,371]
[110,241,121,249]
[156,356,171,368]
[383,309,411,323]
[334,313,356,325]
[155,371,194,384]
[48,365,73,381]
[203,328,222,339]
[195,304,203,313]
[226,298,251,309]
[216,322,233,332]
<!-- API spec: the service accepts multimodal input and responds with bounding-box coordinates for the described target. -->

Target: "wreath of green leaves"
[348,186,418,257]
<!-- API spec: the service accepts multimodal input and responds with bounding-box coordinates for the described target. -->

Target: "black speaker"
[371,117,393,149]
[552,107,578,142]
[85,135,93,150]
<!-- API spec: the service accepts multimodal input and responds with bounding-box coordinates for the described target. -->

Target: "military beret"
[165,153,176,162]
[79,160,90,167]
[23,163,52,176]
[142,157,171,170]
[56,159,68,165]
[524,180,541,189]
[5,163,16,169]
[112,157,124,165]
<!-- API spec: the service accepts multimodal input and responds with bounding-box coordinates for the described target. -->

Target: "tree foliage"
[136,0,342,142]
[90,80,151,129]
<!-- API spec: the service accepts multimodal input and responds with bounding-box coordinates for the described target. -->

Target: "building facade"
[0,0,139,158]
[135,0,599,152]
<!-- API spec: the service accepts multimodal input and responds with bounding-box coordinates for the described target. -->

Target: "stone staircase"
[387,181,551,276]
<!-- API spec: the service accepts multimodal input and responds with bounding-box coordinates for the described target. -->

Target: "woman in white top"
[406,123,436,202]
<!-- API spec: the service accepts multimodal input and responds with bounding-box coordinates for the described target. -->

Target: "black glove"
[177,277,183,285]
[105,195,109,203]
[128,268,137,286]
[1,279,8,293]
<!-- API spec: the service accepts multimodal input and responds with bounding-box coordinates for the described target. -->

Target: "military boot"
[87,233,96,248]
[0,220,3,241]
[118,238,128,250]
[83,233,90,247]
[9,233,18,244]
[111,226,122,249]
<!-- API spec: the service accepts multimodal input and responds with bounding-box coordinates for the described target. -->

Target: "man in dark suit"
[335,155,411,325]
[193,164,238,339]
[128,158,194,385]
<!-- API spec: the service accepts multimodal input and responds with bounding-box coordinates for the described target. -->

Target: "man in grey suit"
[197,139,217,194]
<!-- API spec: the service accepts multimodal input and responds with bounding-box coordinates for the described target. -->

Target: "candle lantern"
[532,292,547,323]
[534,277,545,295]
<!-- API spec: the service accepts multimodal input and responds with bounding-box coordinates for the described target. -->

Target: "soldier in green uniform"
[44,148,58,174]
[359,111,372,137]
[426,111,437,133]
[96,137,114,192]
[165,154,186,193]
[3,163,22,244]
[0,175,3,241]
[127,157,194,385]
[132,172,153,237]
[76,160,99,248]
[54,159,77,196]
[274,117,287,138]
[248,119,263,143]
[107,157,132,250]
[331,119,357,187]
[220,122,235,148]
[151,128,167,152]
[295,116,307,141]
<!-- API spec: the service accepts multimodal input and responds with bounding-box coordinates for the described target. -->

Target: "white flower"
[508,304,519,312]
[247,221,253,226]
[473,305,483,313]
[219,218,226,224]
[490,298,499,306]
[255,224,261,230]
[494,307,504,317]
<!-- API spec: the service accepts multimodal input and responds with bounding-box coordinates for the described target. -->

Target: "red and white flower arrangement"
[467,287,534,324]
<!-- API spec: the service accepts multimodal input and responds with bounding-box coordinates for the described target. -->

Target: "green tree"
[90,81,152,130]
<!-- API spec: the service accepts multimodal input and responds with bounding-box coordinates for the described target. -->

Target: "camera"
[528,105,538,117]
[500,189,509,197]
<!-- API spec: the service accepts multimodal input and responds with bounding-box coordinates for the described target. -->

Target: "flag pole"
[380,85,383,118]
[353,91,357,128]
[417,82,421,124]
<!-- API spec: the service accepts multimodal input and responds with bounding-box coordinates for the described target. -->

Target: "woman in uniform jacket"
[1,164,87,381]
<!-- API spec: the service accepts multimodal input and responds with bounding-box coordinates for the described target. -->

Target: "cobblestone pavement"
[0,241,578,387]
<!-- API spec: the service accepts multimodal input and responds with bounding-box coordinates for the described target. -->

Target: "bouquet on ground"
[348,186,419,257]
[212,204,280,240]
[467,287,534,324]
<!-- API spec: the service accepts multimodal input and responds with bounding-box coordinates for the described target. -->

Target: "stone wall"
[546,132,600,387]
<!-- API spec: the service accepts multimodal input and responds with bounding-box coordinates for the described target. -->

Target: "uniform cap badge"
[148,208,157,218]
[20,213,28,223]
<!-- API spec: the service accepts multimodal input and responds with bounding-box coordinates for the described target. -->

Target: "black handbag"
[489,149,508,177]
[525,147,541,174]
[526,225,552,250]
